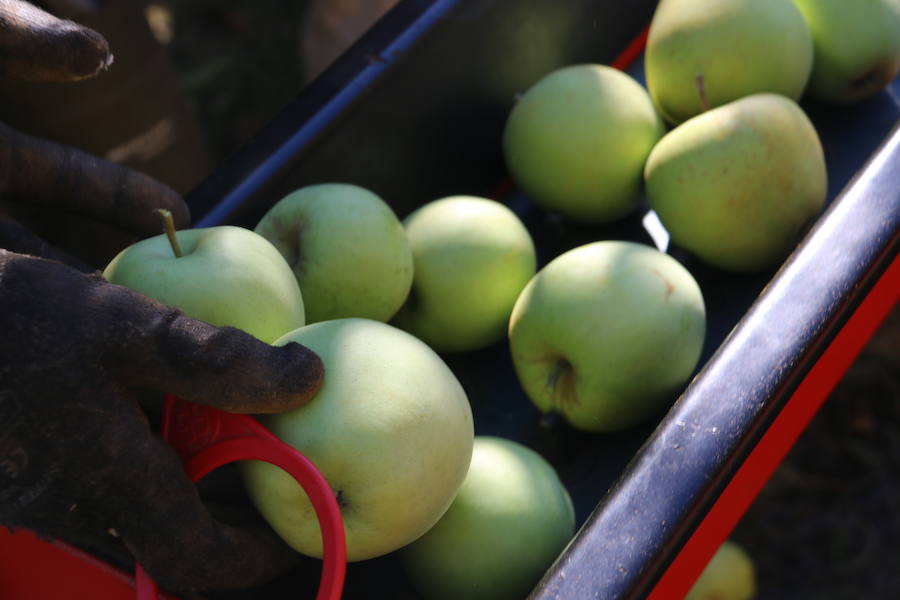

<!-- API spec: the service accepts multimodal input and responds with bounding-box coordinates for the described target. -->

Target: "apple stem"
[695,73,710,112]
[156,208,183,258]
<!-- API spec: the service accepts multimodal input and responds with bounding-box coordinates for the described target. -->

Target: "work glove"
[0,245,324,594]
[0,2,325,594]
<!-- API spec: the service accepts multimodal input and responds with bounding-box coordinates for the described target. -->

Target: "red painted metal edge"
[611,26,649,71]
[647,249,900,599]
[0,528,179,600]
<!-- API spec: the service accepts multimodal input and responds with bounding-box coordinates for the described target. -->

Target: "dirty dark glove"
[0,247,324,594]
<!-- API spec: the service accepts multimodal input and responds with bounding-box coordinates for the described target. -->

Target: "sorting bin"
[2,1,897,598]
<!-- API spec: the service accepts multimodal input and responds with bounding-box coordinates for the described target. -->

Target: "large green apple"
[241,318,474,561]
[103,224,306,343]
[685,540,756,600]
[254,183,414,324]
[644,93,827,272]
[502,64,664,223]
[794,0,900,104]
[645,0,814,124]
[391,195,537,353]
[508,241,706,432]
[401,436,575,600]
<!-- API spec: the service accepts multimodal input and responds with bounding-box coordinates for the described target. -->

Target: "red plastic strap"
[135,396,347,600]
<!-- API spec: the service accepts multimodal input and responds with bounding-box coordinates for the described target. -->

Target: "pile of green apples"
[101,182,578,598]
[506,0,900,272]
[99,0,899,597]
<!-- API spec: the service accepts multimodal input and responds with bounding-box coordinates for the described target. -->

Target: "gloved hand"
[0,1,326,594]
[0,246,324,594]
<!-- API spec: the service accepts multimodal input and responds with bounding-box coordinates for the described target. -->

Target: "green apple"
[401,436,575,600]
[794,0,900,104]
[644,93,827,272]
[254,183,414,324]
[103,223,305,343]
[645,0,814,124]
[508,241,706,432]
[686,540,756,600]
[502,64,664,223]
[241,318,474,561]
[391,195,537,353]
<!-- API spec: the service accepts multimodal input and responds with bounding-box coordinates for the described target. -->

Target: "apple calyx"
[546,358,578,409]
[156,208,183,258]
[850,66,890,97]
[335,489,349,510]
[695,73,711,112]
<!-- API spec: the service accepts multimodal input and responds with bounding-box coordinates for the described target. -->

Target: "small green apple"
[686,540,756,600]
[502,64,664,223]
[241,318,474,561]
[391,195,536,353]
[794,0,900,104]
[644,93,827,272]
[103,223,305,343]
[508,241,706,432]
[645,0,814,124]
[254,183,414,324]
[401,436,575,600]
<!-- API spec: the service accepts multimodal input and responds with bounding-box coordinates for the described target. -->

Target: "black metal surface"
[184,1,900,598]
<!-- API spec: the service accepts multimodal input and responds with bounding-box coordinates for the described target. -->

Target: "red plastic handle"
[135,395,346,600]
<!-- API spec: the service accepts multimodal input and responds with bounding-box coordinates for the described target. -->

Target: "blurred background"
[9,1,899,597]
[148,0,400,170]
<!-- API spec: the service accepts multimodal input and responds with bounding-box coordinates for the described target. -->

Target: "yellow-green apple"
[103,223,305,343]
[793,0,900,104]
[254,183,414,323]
[686,540,756,600]
[644,93,827,272]
[508,241,706,432]
[401,436,575,600]
[241,318,474,561]
[502,64,664,223]
[645,0,814,124]
[391,195,536,353]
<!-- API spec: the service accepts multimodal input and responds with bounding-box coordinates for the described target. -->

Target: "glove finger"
[94,279,324,413]
[0,213,95,272]
[0,120,191,236]
[1,251,322,414]
[0,0,111,81]
[135,315,324,414]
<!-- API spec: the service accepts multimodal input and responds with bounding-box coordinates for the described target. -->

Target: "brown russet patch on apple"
[651,267,675,300]
[271,215,306,275]
[851,68,890,94]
